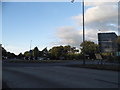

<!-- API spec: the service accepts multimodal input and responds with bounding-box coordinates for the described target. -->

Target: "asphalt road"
[2,61,119,88]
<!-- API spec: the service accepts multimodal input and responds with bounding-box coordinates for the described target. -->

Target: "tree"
[24,51,30,57]
[24,51,31,60]
[18,53,24,59]
[0,44,1,60]
[49,47,59,59]
[80,41,99,59]
[23,47,48,60]
[49,45,79,60]
[49,46,65,59]
[42,47,48,57]
[64,45,71,54]
[39,51,43,57]
[63,45,79,60]
[2,47,7,57]
[7,52,16,59]
[2,46,16,59]
[33,47,39,60]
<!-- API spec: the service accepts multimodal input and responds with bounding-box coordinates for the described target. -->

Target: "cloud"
[72,2,118,32]
[55,2,118,48]
[56,26,98,48]
[85,1,118,6]
[56,26,81,47]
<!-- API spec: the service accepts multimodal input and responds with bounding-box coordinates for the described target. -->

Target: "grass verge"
[8,60,68,63]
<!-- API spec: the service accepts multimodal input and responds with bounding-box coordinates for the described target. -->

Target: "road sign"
[95,54,102,60]
[29,50,32,55]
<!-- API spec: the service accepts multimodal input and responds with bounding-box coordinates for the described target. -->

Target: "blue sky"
[2,2,118,55]
[2,2,83,54]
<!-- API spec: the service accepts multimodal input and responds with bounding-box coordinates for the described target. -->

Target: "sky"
[2,1,119,55]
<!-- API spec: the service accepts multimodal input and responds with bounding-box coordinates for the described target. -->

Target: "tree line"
[1,36,120,61]
[1,41,98,60]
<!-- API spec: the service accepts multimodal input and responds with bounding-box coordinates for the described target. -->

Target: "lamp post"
[29,40,32,60]
[71,0,85,65]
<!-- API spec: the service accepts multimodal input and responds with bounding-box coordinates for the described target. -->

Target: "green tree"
[24,51,31,60]
[24,51,30,57]
[80,41,99,59]
[64,45,71,53]
[63,45,79,60]
[49,46,64,59]
[63,45,71,59]
[49,45,79,60]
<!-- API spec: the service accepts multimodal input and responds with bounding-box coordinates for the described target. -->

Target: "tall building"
[98,32,118,53]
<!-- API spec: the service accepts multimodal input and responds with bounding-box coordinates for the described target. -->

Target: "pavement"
[2,61,120,88]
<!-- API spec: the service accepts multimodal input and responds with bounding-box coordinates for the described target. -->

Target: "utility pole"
[82,0,85,65]
[29,40,32,60]
[71,0,85,65]
[30,40,32,50]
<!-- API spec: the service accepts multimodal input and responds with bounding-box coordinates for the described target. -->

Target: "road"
[2,61,119,88]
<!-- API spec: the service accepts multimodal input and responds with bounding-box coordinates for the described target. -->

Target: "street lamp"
[29,40,32,60]
[71,0,85,65]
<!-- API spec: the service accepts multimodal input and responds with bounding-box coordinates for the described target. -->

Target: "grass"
[66,64,120,71]
[8,59,68,63]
